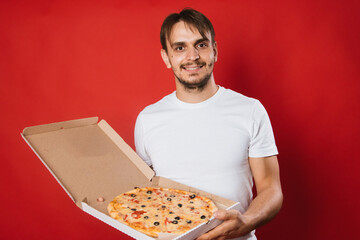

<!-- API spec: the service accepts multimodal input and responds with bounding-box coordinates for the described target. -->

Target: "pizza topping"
[175,216,180,220]
[172,220,178,224]
[154,222,160,226]
[167,198,172,201]
[200,215,206,219]
[130,194,136,197]
[132,210,146,219]
[147,190,152,194]
[186,220,192,224]
[190,194,196,199]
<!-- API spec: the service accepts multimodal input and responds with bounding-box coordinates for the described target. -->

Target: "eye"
[175,46,184,51]
[197,43,207,48]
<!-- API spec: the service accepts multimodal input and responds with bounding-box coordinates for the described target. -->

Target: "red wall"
[1,0,359,239]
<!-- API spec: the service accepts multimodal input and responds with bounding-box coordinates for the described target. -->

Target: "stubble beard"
[174,62,214,92]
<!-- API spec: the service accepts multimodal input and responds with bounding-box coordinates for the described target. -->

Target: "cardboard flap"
[22,117,99,136]
[98,120,154,181]
[22,118,153,208]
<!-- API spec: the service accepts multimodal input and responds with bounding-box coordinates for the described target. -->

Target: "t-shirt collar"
[171,86,224,108]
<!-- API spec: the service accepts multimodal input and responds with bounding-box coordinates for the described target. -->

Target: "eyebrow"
[170,38,210,48]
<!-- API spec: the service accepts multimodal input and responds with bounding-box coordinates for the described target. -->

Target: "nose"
[186,46,199,61]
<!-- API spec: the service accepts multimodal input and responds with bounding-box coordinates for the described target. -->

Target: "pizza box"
[22,117,241,240]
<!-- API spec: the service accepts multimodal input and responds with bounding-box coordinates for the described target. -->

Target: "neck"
[175,75,219,103]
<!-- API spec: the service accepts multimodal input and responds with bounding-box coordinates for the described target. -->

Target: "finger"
[196,219,234,240]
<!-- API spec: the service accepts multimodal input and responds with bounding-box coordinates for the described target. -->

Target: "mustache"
[180,61,206,68]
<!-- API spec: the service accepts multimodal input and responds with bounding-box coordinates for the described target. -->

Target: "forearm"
[196,187,283,240]
[243,185,283,232]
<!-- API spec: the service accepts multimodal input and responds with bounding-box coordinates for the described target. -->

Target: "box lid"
[22,117,155,208]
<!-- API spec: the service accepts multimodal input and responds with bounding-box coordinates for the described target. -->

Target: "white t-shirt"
[135,86,278,240]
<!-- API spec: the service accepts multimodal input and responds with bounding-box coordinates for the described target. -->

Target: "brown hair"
[160,8,215,51]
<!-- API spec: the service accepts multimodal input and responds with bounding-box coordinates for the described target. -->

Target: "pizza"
[107,187,218,238]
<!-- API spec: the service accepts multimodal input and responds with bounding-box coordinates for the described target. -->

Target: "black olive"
[130,194,136,197]
[190,207,195,210]
[190,194,196,199]
[147,197,151,199]
[141,205,146,208]
[155,215,158,217]
[200,215,206,219]
[144,216,149,219]
[186,220,192,224]
[178,204,182,207]
[154,222,160,226]
[167,198,172,201]
[169,211,174,214]
[131,208,137,211]
[147,191,152,194]
[172,220,178,224]
[162,205,166,209]
[175,216,180,220]
[170,194,176,197]
[190,201,194,204]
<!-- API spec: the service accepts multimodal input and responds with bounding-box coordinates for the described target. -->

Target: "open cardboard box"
[22,117,241,240]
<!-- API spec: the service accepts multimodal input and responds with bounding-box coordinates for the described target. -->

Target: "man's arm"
[197,155,283,240]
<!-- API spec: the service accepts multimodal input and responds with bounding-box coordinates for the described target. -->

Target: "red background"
[1,0,359,239]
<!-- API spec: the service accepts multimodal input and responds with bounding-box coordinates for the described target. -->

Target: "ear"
[161,49,172,68]
[213,41,218,63]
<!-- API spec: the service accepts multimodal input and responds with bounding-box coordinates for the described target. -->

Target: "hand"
[196,209,252,240]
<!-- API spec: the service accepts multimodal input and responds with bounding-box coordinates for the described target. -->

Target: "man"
[135,8,283,240]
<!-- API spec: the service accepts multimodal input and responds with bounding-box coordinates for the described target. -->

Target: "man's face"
[161,21,217,90]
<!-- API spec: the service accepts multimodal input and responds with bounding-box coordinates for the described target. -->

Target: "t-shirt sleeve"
[134,113,152,166]
[249,100,278,158]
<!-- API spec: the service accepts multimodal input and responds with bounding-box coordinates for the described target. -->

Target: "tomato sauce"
[131,210,147,219]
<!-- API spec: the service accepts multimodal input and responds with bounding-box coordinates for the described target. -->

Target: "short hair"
[160,8,215,51]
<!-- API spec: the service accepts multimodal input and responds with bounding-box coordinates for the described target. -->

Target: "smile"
[182,65,204,71]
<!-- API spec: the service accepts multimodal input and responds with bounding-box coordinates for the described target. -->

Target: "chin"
[178,78,210,91]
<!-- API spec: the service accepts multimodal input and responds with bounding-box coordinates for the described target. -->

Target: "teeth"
[185,66,200,70]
